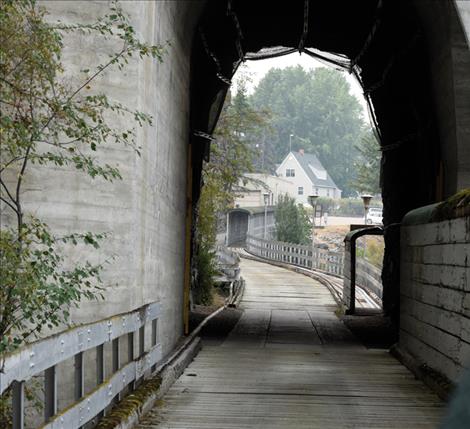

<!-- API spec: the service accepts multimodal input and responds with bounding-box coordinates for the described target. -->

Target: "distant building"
[233,151,341,208]
[276,150,342,203]
[234,173,296,207]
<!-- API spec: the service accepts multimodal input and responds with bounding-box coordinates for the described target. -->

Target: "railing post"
[96,344,105,418]
[151,319,157,372]
[44,366,57,422]
[127,332,135,390]
[128,332,135,361]
[96,344,105,384]
[12,380,24,429]
[112,337,120,373]
[74,352,84,401]
[112,337,120,402]
[139,325,145,357]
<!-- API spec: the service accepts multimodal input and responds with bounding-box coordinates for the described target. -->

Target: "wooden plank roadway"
[137,258,444,428]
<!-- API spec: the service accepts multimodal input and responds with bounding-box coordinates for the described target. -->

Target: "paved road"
[137,258,443,429]
[321,216,364,226]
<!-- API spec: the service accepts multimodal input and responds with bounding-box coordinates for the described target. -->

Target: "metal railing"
[245,235,344,277]
[0,302,162,429]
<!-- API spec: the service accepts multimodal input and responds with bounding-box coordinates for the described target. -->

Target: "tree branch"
[0,196,19,215]
[0,177,17,207]
[0,156,27,174]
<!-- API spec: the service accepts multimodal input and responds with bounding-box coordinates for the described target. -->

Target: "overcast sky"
[233,52,371,125]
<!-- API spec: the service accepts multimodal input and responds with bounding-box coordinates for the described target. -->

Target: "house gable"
[276,151,342,201]
[276,153,316,203]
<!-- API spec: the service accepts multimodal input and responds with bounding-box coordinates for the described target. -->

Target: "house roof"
[290,151,339,189]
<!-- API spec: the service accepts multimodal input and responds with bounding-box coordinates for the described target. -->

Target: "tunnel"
[227,209,249,247]
[226,207,276,247]
[2,2,470,428]
[188,0,470,322]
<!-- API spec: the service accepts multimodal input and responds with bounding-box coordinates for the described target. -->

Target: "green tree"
[194,78,268,303]
[0,0,165,361]
[250,66,365,196]
[351,130,381,195]
[275,195,312,245]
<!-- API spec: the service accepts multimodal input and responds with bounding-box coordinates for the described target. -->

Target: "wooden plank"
[137,258,443,429]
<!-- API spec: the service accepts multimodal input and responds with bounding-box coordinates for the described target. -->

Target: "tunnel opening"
[188,0,470,326]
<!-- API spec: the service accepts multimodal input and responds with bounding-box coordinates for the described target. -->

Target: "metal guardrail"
[0,302,162,429]
[245,235,344,277]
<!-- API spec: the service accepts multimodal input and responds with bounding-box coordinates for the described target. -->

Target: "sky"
[232,52,372,125]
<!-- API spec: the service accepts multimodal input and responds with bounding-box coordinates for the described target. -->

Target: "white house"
[234,173,296,207]
[276,150,342,204]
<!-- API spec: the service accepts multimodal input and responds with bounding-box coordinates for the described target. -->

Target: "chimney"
[299,149,304,156]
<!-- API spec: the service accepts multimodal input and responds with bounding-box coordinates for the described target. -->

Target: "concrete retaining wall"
[18,0,200,356]
[400,203,470,382]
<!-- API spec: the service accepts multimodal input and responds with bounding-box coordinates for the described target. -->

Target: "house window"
[298,187,303,195]
[286,168,295,177]
[327,189,330,197]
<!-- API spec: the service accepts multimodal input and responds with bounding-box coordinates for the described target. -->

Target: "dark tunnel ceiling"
[193,0,424,138]
[191,0,442,222]
[202,0,380,59]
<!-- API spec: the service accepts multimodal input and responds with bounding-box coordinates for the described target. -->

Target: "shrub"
[275,195,312,244]
[192,244,218,305]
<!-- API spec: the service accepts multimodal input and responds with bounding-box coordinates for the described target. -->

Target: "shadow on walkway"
[137,258,443,429]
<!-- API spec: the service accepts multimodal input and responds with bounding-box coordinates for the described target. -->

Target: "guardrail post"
[44,366,57,422]
[151,319,157,372]
[128,332,135,361]
[96,344,105,384]
[12,380,24,429]
[112,338,120,372]
[112,337,120,402]
[74,352,84,401]
[139,325,145,357]
[96,344,105,418]
[127,332,135,390]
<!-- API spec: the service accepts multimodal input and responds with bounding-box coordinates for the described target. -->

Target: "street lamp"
[361,194,373,225]
[289,134,294,152]
[308,194,319,269]
[263,192,270,239]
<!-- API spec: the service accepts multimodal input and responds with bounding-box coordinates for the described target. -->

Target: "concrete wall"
[14,0,199,356]
[400,206,470,382]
